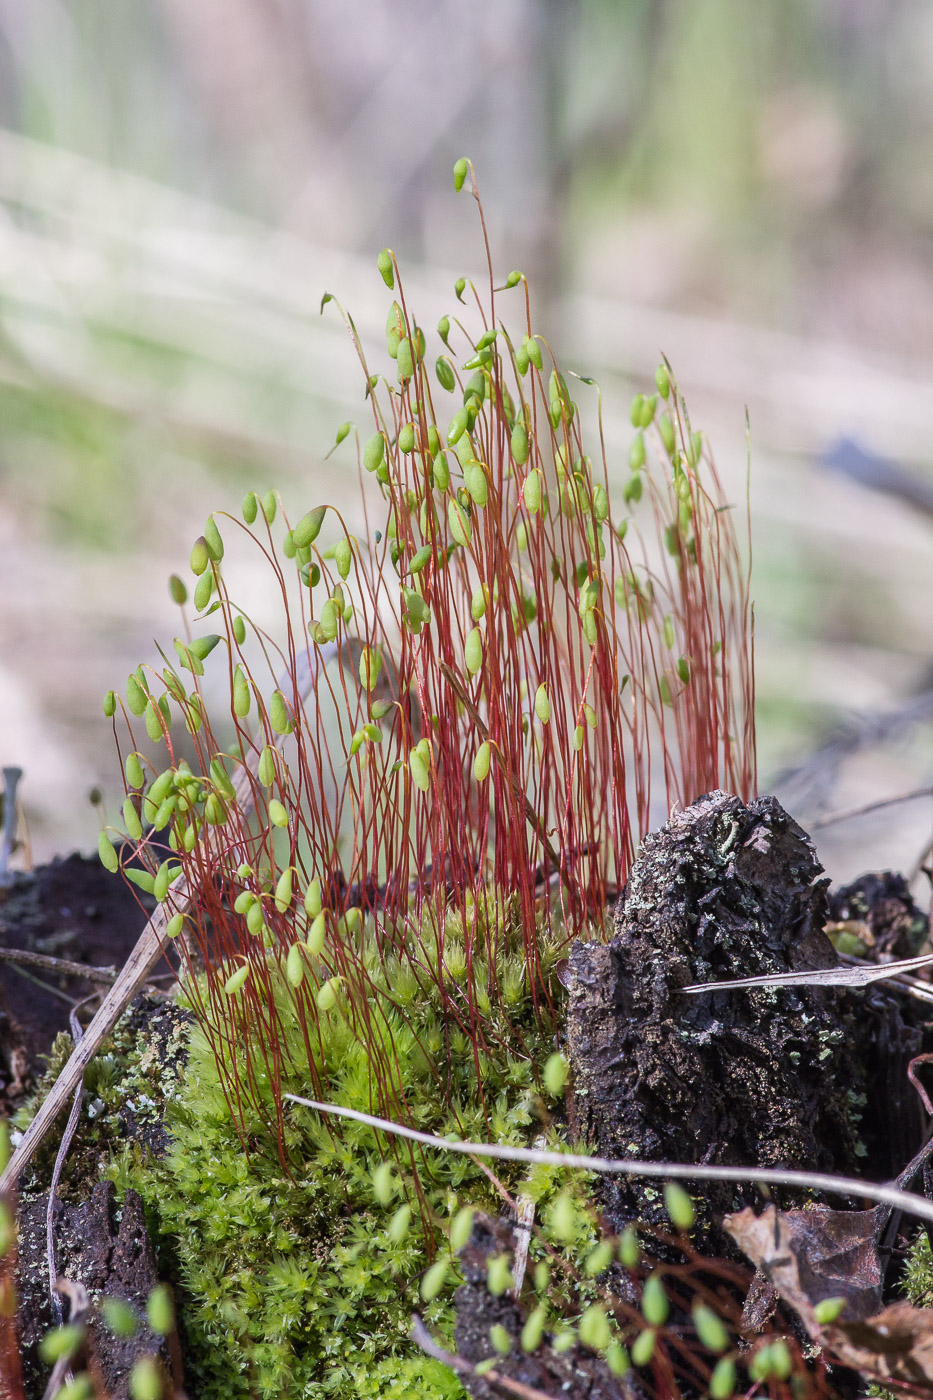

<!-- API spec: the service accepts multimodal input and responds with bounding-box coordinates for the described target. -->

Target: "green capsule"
[294,506,327,548]
[709,1357,736,1399]
[409,747,431,792]
[523,468,542,514]
[124,862,154,892]
[578,1304,611,1352]
[630,393,645,427]
[521,1304,546,1354]
[122,797,143,841]
[169,574,187,605]
[454,277,466,302]
[103,690,117,718]
[526,337,543,371]
[464,462,487,505]
[153,860,180,902]
[146,1284,174,1338]
[515,521,528,552]
[377,249,394,289]
[510,422,529,466]
[189,634,221,661]
[364,432,386,473]
[242,491,259,524]
[505,269,523,289]
[486,1254,514,1297]
[549,1192,576,1242]
[619,1227,640,1268]
[209,756,236,801]
[274,868,294,916]
[246,899,265,935]
[639,394,657,428]
[631,1329,656,1368]
[193,569,213,612]
[421,1258,450,1304]
[664,1182,695,1231]
[102,1297,139,1338]
[692,1303,730,1354]
[126,674,148,717]
[592,483,609,522]
[398,422,416,454]
[224,963,250,996]
[359,646,383,692]
[432,451,450,490]
[449,1205,475,1251]
[448,498,472,548]
[231,615,246,647]
[549,398,562,429]
[409,545,432,575]
[473,741,491,781]
[489,1324,512,1356]
[641,1273,669,1327]
[453,157,468,191]
[269,798,289,828]
[396,337,414,381]
[152,794,177,830]
[447,407,469,445]
[269,690,291,734]
[335,421,351,447]
[464,627,484,675]
[39,1324,85,1365]
[334,538,352,579]
[656,364,670,399]
[543,1051,568,1095]
[125,752,146,790]
[143,700,162,744]
[470,583,488,620]
[317,975,340,1011]
[534,683,551,724]
[306,911,326,955]
[629,431,646,471]
[190,537,210,576]
[166,913,184,939]
[233,665,251,718]
[658,412,675,455]
[287,941,306,986]
[606,1342,631,1377]
[257,746,276,787]
[262,489,278,523]
[515,344,529,376]
[204,516,224,560]
[204,793,227,826]
[573,723,585,751]
[98,830,119,874]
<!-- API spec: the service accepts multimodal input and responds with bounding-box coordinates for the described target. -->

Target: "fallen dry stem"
[284,1094,933,1225]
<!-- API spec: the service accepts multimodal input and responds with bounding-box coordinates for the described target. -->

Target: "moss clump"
[116,902,581,1398]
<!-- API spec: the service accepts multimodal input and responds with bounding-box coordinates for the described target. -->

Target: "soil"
[0,854,156,1104]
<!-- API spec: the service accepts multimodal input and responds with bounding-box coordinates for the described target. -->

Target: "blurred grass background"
[1,0,933,888]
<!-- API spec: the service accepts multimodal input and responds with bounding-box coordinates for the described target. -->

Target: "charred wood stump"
[566,791,866,1243]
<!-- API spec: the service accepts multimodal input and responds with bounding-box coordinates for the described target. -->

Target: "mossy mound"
[114,904,580,1398]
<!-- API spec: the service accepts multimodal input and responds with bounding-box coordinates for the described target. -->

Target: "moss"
[112,903,586,1399]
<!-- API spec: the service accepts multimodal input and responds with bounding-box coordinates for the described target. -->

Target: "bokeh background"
[2,0,933,892]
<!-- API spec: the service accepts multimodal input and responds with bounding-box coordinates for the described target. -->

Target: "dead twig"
[811,786,933,831]
[411,1315,558,1400]
[284,1094,933,1224]
[0,947,117,985]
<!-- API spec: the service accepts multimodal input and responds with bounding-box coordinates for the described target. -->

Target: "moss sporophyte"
[94,160,756,1395]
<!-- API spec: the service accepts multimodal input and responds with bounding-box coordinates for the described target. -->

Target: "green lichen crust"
[123,903,575,1398]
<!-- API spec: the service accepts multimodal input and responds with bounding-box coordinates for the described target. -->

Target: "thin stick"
[0,947,116,985]
[811,786,933,830]
[284,1094,933,1225]
[410,1316,558,1400]
[680,950,933,995]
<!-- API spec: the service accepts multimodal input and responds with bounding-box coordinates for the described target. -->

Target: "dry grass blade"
[680,951,933,994]
[284,1094,933,1224]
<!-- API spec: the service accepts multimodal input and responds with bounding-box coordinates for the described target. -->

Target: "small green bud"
[813,1296,847,1325]
[409,747,431,793]
[550,1192,577,1242]
[473,741,491,782]
[454,277,466,301]
[432,451,450,490]
[224,963,250,996]
[664,1182,695,1231]
[450,1206,474,1251]
[470,584,487,620]
[515,344,529,376]
[438,314,451,346]
[189,537,210,576]
[534,683,551,724]
[398,422,416,453]
[629,431,646,471]
[453,157,469,191]
[166,913,184,939]
[257,746,276,787]
[204,515,224,560]
[709,1357,737,1399]
[233,665,251,718]
[364,432,386,473]
[268,799,289,828]
[489,1324,512,1356]
[317,975,341,1010]
[486,1254,513,1296]
[464,627,484,675]
[126,674,148,717]
[389,1203,411,1242]
[584,1241,614,1277]
[102,1297,139,1337]
[631,1329,656,1367]
[286,942,305,987]
[306,912,326,955]
[606,1342,631,1376]
[409,545,432,575]
[269,689,292,734]
[448,498,472,548]
[334,537,353,579]
[692,1303,730,1353]
[630,393,645,427]
[262,489,277,523]
[103,690,117,718]
[464,461,487,506]
[153,860,181,902]
[421,1258,449,1302]
[505,269,522,288]
[125,752,146,789]
[130,1357,163,1400]
[521,1304,546,1353]
[639,394,657,428]
[169,574,187,605]
[526,337,543,371]
[39,1324,84,1364]
[146,1284,174,1336]
[242,492,259,524]
[655,364,670,399]
[204,793,227,826]
[98,831,119,874]
[543,1051,568,1096]
[275,866,294,913]
[578,1303,611,1352]
[377,249,394,288]
[294,506,327,549]
[641,1273,669,1327]
[447,406,469,445]
[511,423,528,465]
